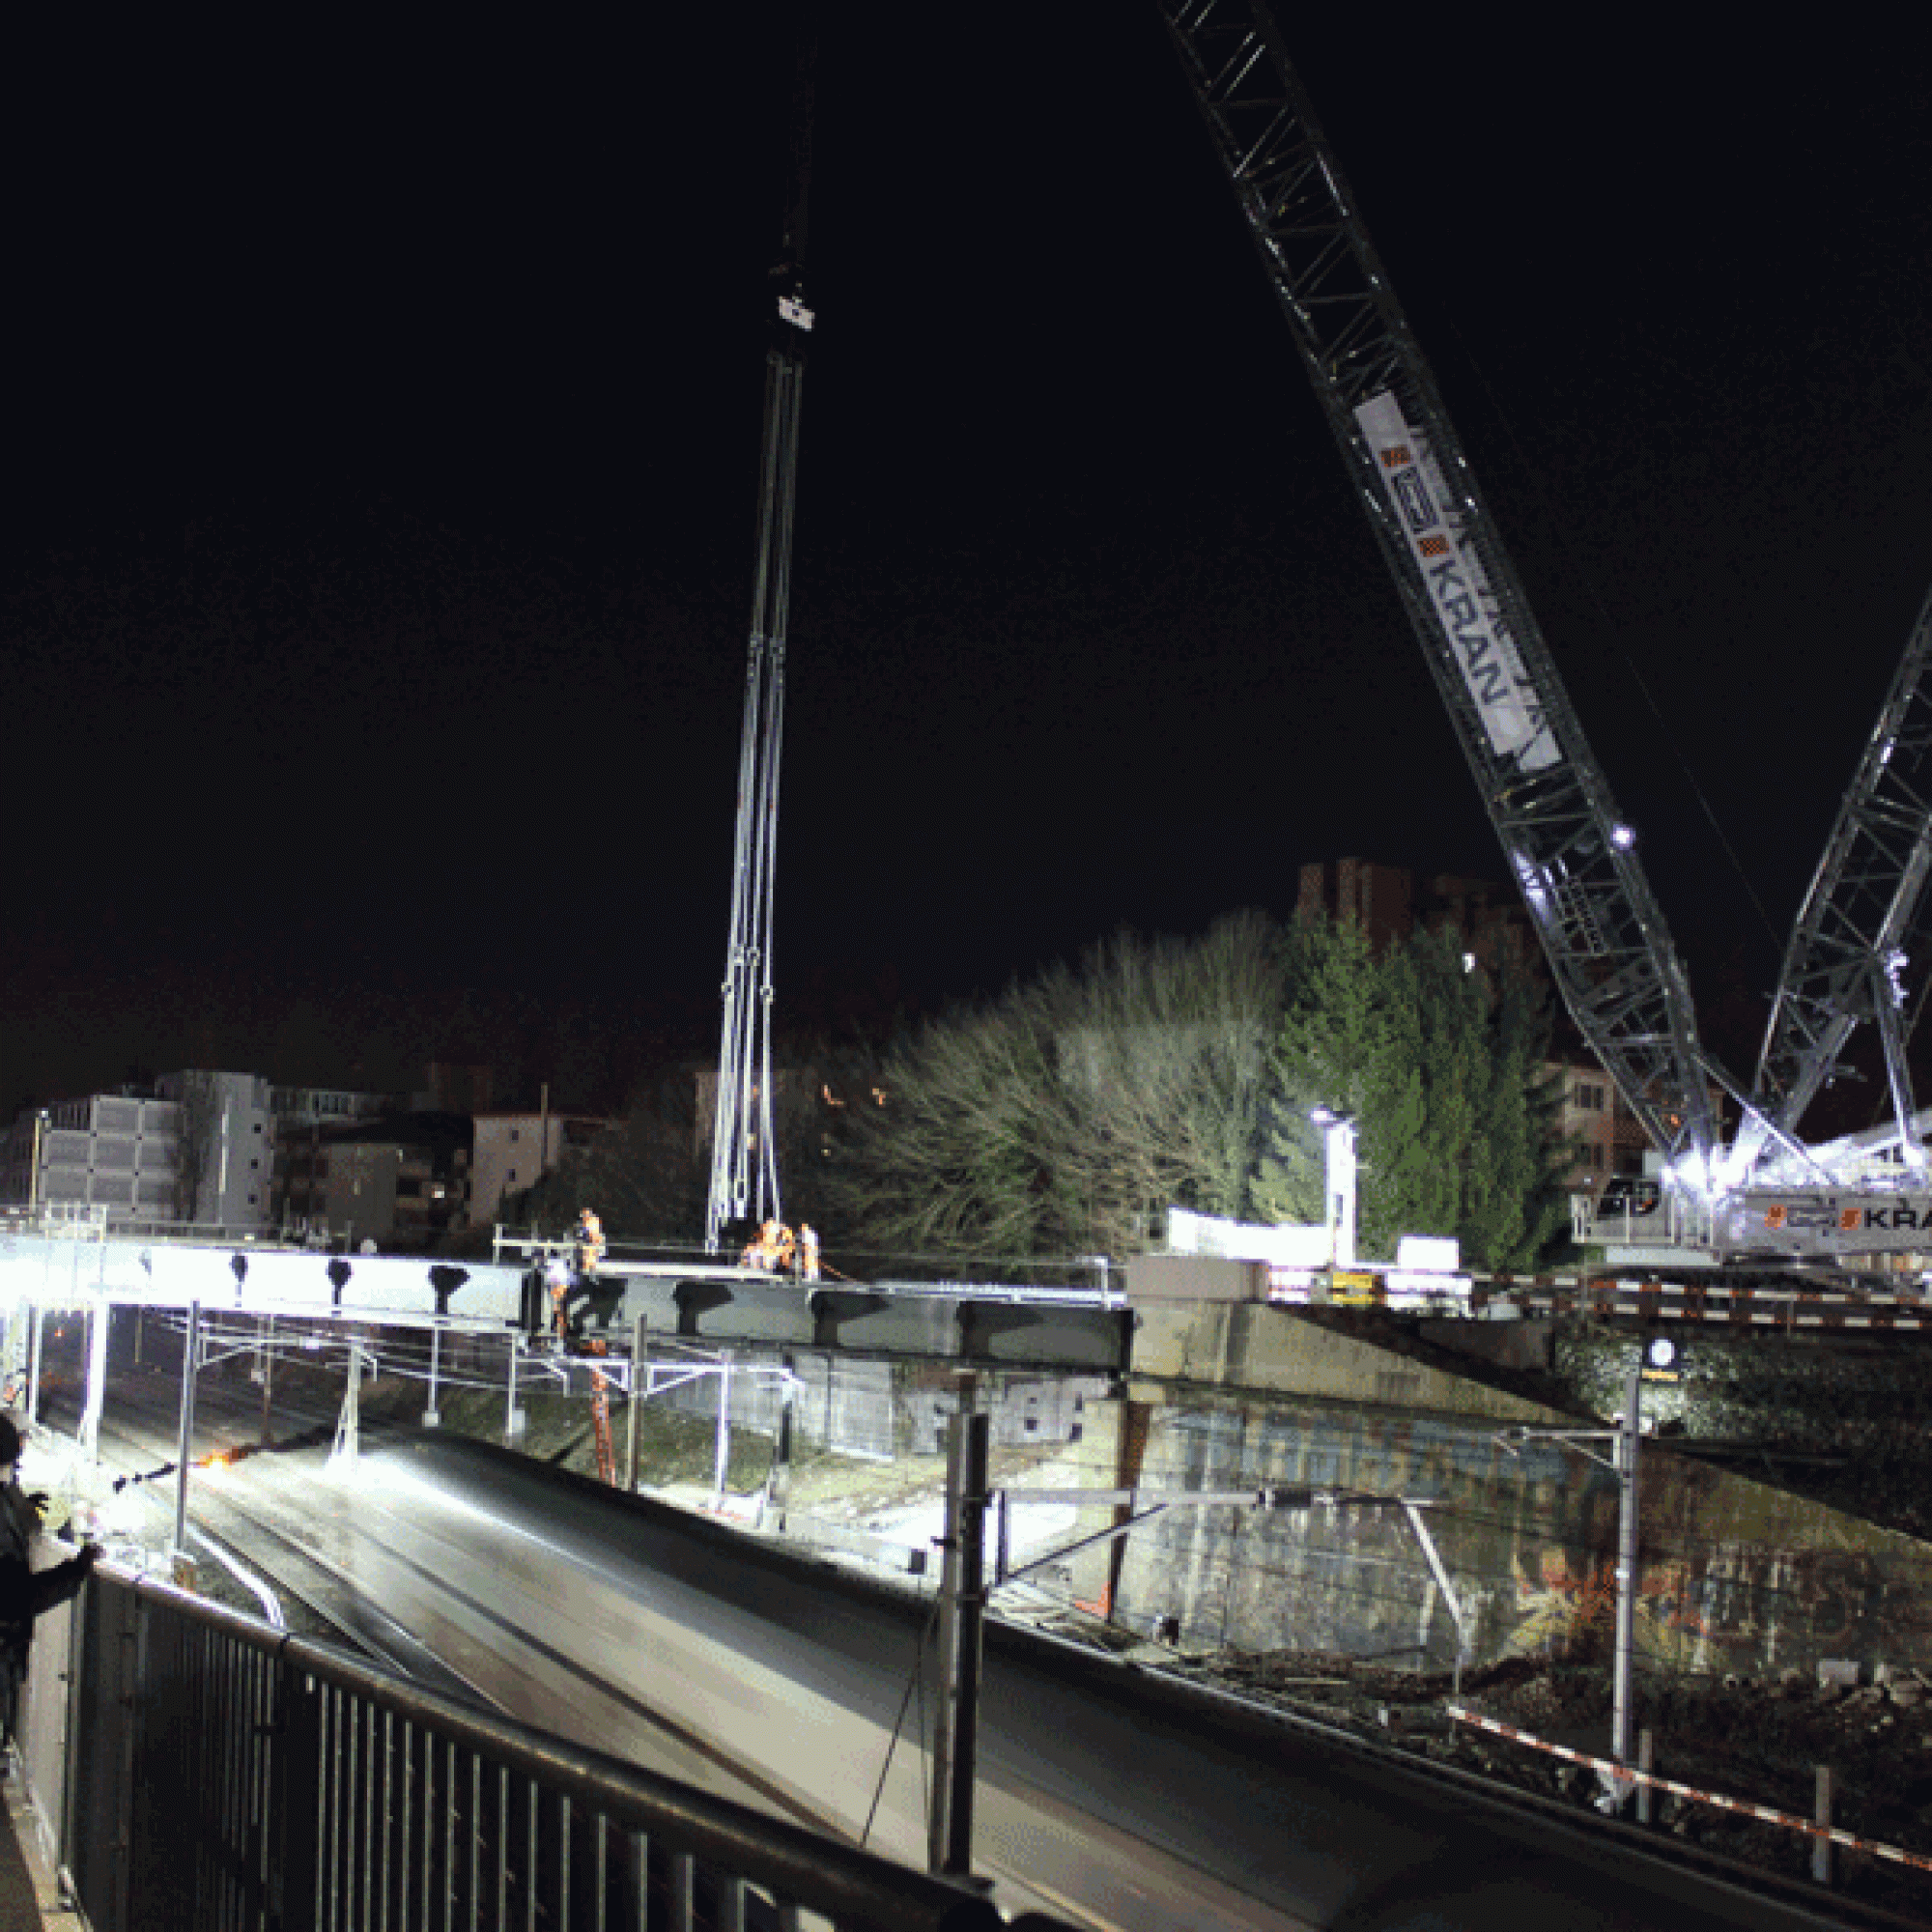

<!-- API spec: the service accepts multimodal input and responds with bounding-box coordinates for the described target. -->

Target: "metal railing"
[18,1564,1076,1932]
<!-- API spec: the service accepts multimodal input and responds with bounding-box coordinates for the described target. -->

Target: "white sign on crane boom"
[1354,393,1558,774]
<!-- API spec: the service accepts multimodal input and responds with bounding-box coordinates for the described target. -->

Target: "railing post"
[27,1299,44,1429]
[259,1313,275,1447]
[1814,1764,1834,1886]
[76,1298,109,1463]
[272,1655,324,1932]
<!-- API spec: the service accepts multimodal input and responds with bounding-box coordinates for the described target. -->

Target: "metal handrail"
[20,1562,1077,1932]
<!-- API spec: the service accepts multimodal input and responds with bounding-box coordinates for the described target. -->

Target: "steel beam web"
[1158,0,1726,1164]
[706,43,815,1253]
[1754,581,1932,1156]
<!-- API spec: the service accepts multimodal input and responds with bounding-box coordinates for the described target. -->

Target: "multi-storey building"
[3,1069,273,1227]
[470,1111,609,1226]
[0,1092,180,1221]
[1296,858,1538,980]
[154,1071,273,1228]
[273,1113,472,1250]
[1549,1062,1649,1193]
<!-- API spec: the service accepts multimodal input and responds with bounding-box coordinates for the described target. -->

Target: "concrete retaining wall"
[1106,1304,1932,1681]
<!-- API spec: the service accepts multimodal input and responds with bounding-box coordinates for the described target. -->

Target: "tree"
[1254,921,1576,1269]
[826,909,1577,1269]
[828,984,1080,1260]
[830,913,1293,1262]
[167,1070,221,1225]
[502,1073,704,1242]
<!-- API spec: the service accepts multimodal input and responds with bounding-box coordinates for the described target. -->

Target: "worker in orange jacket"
[574,1208,606,1277]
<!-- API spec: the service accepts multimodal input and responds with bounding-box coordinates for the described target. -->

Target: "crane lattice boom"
[1753,582,1932,1170]
[1159,0,1725,1167]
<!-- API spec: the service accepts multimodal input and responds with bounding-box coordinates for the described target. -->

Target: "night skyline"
[6,13,1930,1131]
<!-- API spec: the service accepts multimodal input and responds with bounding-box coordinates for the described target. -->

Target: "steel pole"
[504,1334,521,1443]
[426,1323,441,1427]
[623,1315,647,1492]
[80,1298,109,1462]
[26,1303,44,1429]
[259,1314,274,1447]
[712,1353,734,1511]
[928,1407,989,1877]
[175,1301,201,1556]
[1612,1362,1641,1772]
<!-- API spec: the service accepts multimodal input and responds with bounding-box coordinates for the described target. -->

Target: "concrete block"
[1126,1256,1268,1304]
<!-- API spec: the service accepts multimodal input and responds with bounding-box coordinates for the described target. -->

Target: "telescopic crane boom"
[1158,0,1732,1173]
[706,40,816,1253]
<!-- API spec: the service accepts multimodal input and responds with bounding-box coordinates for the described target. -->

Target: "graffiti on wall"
[1128,1395,1932,1677]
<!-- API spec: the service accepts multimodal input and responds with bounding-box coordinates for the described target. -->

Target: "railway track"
[35,1368,489,1703]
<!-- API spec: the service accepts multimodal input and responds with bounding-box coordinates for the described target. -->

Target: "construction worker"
[741,1219,786,1272]
[574,1208,606,1278]
[546,1251,575,1342]
[797,1223,821,1281]
[772,1222,797,1273]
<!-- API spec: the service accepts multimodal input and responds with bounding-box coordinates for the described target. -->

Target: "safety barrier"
[16,1563,1076,1931]
[1465,1274,1932,1330]
[1447,1704,1932,1877]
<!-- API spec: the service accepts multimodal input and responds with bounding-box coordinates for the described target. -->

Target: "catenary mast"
[706,37,815,1253]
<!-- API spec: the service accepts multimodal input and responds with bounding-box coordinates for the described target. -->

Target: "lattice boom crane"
[1160,0,1932,1264]
[1159,0,1731,1170]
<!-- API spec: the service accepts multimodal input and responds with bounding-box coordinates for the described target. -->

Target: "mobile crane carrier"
[1161,2,1932,1274]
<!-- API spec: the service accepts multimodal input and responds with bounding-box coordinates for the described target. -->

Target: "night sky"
[6,12,1930,1127]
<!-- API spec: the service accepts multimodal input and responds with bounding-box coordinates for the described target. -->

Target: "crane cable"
[859,1589,941,1849]
[1438,314,1783,956]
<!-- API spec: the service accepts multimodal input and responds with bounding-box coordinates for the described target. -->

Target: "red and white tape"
[1469,1277,1932,1330]
[1446,1704,1932,1873]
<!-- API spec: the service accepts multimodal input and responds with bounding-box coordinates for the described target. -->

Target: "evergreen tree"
[1255,919,1577,1269]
